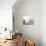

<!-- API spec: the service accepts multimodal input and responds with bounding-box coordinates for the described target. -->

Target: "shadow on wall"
[12,0,41,46]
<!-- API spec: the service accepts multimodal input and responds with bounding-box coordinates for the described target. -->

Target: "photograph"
[23,16,34,25]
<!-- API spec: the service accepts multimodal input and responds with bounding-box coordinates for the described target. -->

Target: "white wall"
[41,0,46,46]
[0,0,16,30]
[13,0,41,46]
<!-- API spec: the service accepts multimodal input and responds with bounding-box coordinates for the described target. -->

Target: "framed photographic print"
[23,16,34,25]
